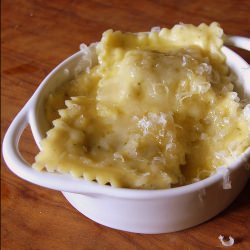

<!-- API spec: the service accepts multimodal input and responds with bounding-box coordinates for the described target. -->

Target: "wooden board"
[2,0,250,249]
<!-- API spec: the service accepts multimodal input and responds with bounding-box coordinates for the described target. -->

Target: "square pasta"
[33,23,250,189]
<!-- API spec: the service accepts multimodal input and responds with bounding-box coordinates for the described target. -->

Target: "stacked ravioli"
[33,23,250,189]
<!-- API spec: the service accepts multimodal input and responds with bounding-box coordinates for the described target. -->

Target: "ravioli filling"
[33,23,250,189]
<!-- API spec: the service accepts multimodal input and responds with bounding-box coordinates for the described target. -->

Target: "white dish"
[3,46,250,234]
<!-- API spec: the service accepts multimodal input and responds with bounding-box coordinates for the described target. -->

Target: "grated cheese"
[198,188,206,203]
[217,167,232,189]
[64,68,70,76]
[33,23,250,189]
[218,235,235,247]
[150,26,161,32]
[243,104,250,121]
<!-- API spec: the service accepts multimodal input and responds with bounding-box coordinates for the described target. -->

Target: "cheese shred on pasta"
[33,23,250,189]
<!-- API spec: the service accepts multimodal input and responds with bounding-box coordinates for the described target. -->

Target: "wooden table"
[2,0,250,249]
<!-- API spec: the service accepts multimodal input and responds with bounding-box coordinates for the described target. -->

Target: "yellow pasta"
[33,23,250,189]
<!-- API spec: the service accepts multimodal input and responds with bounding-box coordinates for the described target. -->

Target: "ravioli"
[33,23,250,189]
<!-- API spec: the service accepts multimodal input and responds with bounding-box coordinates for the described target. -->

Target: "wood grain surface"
[2,0,250,249]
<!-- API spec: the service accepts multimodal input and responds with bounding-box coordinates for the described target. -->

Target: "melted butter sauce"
[33,23,250,189]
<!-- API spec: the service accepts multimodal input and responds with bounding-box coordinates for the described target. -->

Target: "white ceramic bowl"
[3,46,250,234]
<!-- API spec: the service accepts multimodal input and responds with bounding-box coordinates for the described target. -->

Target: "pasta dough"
[33,23,250,189]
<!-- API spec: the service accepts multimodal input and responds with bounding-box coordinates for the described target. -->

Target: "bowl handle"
[225,36,250,51]
[2,105,33,178]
